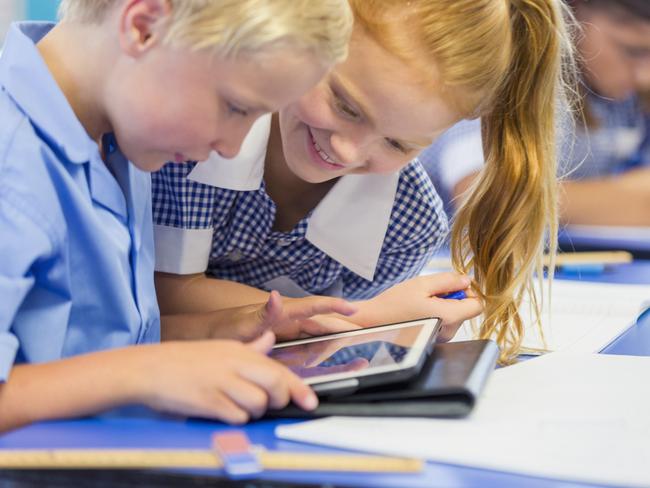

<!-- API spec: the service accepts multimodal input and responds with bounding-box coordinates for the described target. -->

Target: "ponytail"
[451,0,576,363]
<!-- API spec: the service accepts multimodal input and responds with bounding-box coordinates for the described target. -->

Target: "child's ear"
[119,0,171,57]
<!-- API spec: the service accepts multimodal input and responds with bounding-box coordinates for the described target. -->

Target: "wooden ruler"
[427,250,633,269]
[0,448,423,473]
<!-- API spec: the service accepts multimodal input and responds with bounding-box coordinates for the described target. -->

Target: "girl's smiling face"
[277,27,463,184]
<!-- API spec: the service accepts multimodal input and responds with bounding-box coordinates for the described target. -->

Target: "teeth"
[311,132,337,165]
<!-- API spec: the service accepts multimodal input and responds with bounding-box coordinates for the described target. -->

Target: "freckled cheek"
[366,154,413,175]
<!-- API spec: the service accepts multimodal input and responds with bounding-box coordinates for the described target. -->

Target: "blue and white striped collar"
[186,115,400,281]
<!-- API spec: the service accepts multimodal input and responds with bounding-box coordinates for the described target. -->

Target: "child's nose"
[329,131,370,166]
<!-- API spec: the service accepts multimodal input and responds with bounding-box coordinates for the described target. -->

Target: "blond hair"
[350,0,577,364]
[58,0,352,64]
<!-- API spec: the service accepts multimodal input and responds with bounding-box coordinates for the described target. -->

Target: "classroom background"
[0,0,59,43]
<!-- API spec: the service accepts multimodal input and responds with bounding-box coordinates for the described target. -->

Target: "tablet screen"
[269,319,438,385]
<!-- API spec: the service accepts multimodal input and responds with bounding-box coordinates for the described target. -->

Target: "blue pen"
[439,290,467,300]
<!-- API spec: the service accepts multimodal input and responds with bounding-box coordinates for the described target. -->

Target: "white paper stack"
[277,353,650,487]
[453,280,650,353]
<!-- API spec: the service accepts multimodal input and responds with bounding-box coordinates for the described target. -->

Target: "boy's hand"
[354,273,483,342]
[203,291,359,342]
[140,331,317,424]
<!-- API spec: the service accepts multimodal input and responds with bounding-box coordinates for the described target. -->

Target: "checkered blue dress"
[152,160,448,299]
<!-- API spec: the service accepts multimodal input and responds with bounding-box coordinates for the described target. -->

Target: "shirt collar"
[187,115,400,281]
[0,22,97,164]
[187,115,271,191]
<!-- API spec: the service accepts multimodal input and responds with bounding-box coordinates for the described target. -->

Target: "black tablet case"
[267,339,499,419]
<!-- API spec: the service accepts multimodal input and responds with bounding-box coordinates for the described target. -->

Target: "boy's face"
[102,0,328,172]
[576,6,650,99]
[105,46,327,172]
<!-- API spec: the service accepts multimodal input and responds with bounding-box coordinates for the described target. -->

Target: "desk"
[2,261,649,488]
[559,226,650,259]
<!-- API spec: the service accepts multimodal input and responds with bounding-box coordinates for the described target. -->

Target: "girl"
[153,0,575,364]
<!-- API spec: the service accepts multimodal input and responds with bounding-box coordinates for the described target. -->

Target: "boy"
[0,0,352,431]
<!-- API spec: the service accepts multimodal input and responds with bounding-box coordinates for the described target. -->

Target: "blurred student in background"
[422,0,650,226]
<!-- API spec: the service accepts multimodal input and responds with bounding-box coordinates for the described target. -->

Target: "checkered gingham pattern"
[562,94,649,179]
[152,160,448,300]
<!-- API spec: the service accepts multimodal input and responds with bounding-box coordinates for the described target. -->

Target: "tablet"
[270,318,441,396]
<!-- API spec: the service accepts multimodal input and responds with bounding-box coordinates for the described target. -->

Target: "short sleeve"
[340,162,449,299]
[151,162,218,274]
[0,191,55,380]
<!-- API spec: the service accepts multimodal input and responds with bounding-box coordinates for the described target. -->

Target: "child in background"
[152,0,576,364]
[422,0,650,226]
[0,0,353,432]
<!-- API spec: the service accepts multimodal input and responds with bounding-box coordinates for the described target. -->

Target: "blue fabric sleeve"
[0,190,55,381]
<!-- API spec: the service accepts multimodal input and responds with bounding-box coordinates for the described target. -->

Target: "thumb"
[258,290,284,326]
[248,330,276,354]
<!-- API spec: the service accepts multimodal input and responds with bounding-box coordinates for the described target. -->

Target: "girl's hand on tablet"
[190,291,358,342]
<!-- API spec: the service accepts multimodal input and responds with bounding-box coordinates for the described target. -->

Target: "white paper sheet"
[452,280,650,353]
[276,353,650,487]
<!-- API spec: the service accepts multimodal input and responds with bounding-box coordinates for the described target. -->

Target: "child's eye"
[385,138,408,154]
[336,100,360,119]
[227,101,249,117]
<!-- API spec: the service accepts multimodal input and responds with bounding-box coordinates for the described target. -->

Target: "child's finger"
[287,374,319,411]
[418,272,472,296]
[205,391,250,425]
[297,316,361,337]
[286,296,357,320]
[243,364,317,411]
[247,330,276,354]
[224,379,271,420]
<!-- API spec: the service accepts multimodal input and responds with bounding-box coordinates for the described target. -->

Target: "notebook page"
[276,353,650,487]
[452,280,650,353]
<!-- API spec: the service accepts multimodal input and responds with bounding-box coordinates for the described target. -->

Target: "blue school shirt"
[0,22,160,382]
[152,117,448,300]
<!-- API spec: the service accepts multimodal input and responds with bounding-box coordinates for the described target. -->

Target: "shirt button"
[277,238,292,247]
[229,250,243,262]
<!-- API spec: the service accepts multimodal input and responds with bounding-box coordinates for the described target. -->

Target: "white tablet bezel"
[271,317,441,386]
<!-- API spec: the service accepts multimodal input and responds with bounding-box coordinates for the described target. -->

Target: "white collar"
[188,115,399,281]
[187,115,271,191]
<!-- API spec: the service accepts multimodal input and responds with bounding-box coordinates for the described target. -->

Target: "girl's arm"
[560,168,650,226]
[155,272,273,314]
[161,291,358,342]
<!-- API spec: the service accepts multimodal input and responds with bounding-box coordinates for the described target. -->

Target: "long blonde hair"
[350,0,576,364]
[58,0,352,65]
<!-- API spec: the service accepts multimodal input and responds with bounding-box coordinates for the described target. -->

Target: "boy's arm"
[0,333,316,433]
[560,167,650,226]
[0,348,144,432]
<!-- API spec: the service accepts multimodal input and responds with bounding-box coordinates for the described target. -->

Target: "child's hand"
[357,273,483,341]
[204,291,359,342]
[139,331,317,424]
